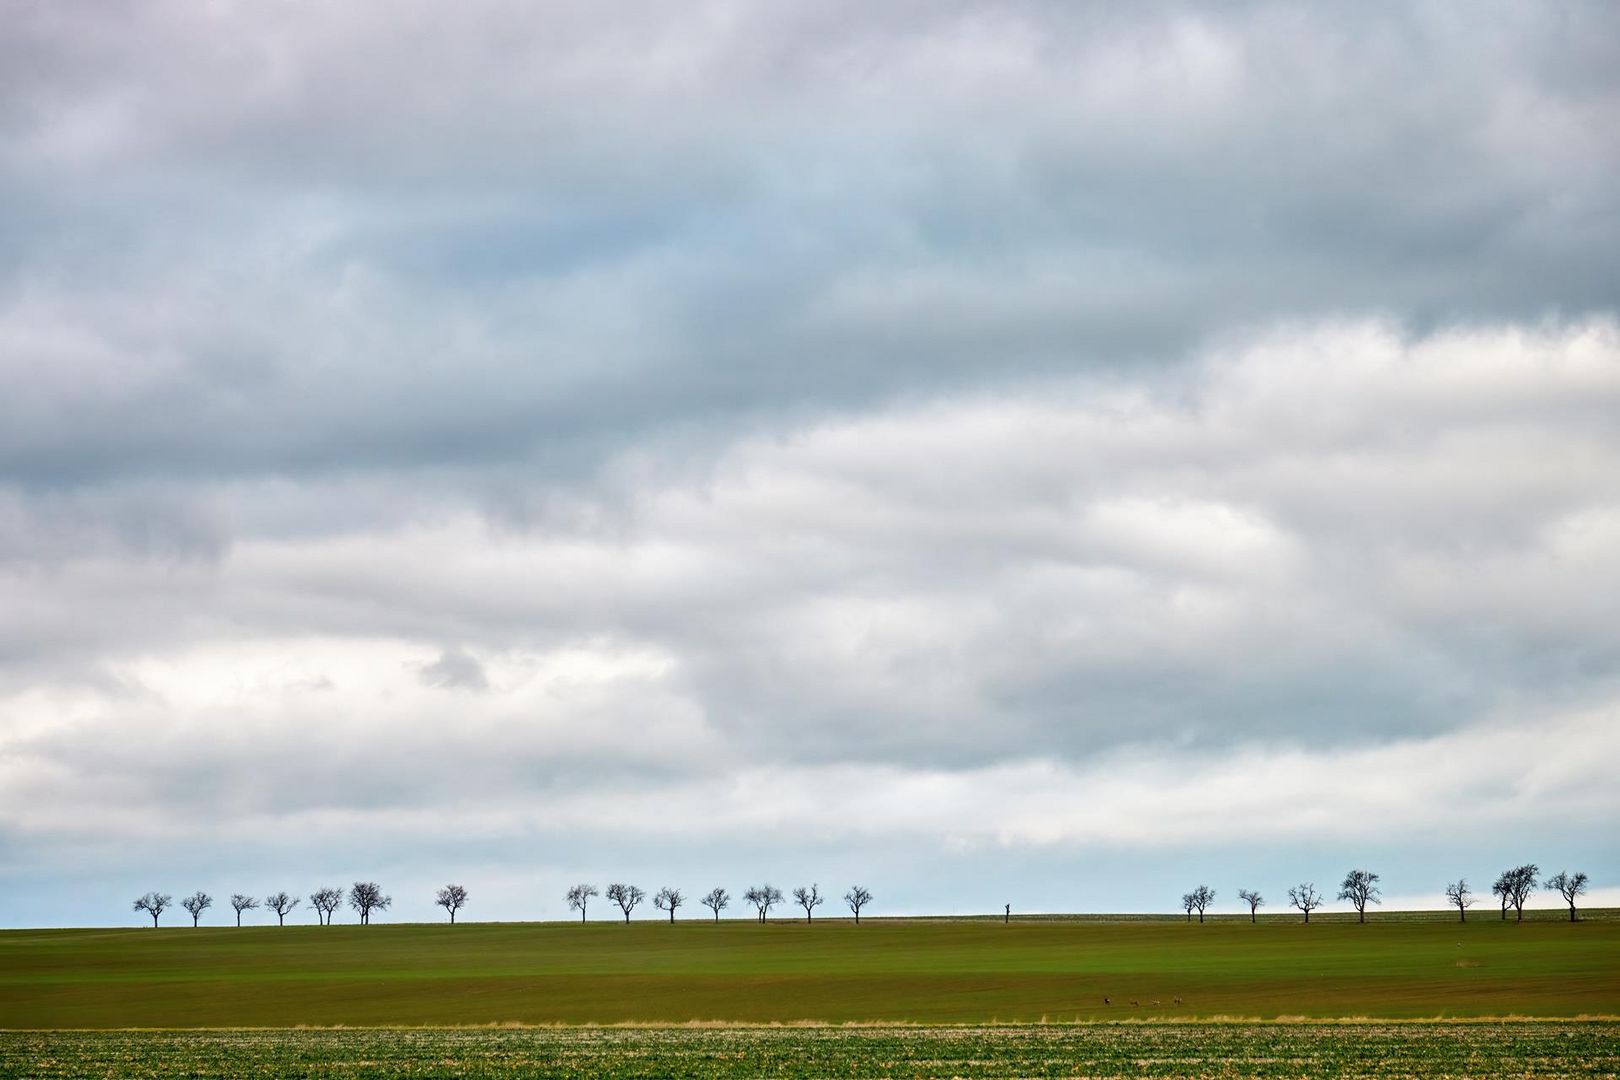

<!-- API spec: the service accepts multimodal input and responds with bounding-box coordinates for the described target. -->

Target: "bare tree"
[1445,880,1474,923]
[566,883,599,923]
[1004,903,1010,924]
[133,892,172,928]
[793,884,824,923]
[1544,871,1588,923]
[181,891,213,927]
[1506,864,1539,921]
[654,887,685,922]
[744,884,783,922]
[606,882,645,923]
[844,885,873,924]
[436,884,469,924]
[1338,869,1381,924]
[1237,888,1264,923]
[347,882,391,926]
[1491,871,1512,920]
[310,887,342,925]
[265,892,299,926]
[701,887,730,921]
[230,894,259,926]
[1288,882,1321,923]
[1181,885,1215,923]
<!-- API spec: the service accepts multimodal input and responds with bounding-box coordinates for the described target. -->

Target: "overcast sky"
[2,1,1617,927]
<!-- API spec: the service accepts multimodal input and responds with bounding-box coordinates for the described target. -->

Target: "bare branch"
[1444,879,1474,922]
[435,884,469,924]
[309,887,343,925]
[792,884,824,923]
[653,887,685,923]
[133,892,172,928]
[1337,869,1381,924]
[264,892,299,926]
[606,883,645,923]
[346,882,391,926]
[229,893,260,927]
[700,887,730,921]
[565,883,599,923]
[1287,882,1321,923]
[180,891,213,928]
[1543,870,1588,923]
[843,885,873,924]
[744,884,783,922]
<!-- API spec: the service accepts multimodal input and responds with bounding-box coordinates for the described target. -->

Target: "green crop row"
[3,1023,1617,1079]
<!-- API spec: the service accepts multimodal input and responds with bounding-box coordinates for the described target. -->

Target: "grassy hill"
[3,913,1617,1028]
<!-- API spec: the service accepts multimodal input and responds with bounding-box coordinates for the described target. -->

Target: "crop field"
[3,914,1617,1029]
[2,1023,1618,1078]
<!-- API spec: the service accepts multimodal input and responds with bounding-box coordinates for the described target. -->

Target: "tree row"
[1178,865,1590,924]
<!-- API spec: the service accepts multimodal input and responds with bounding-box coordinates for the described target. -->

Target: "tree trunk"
[1198,911,1204,924]
[1304,910,1309,924]
[855,910,860,925]
[668,908,674,923]
[1250,910,1256,924]
[1569,902,1577,923]
[1358,908,1365,924]
[152,913,159,928]
[1458,907,1465,923]
[450,911,456,925]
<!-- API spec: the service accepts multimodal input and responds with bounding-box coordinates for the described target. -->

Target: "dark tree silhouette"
[1544,871,1588,923]
[701,887,730,921]
[1237,888,1264,923]
[566,883,599,923]
[133,892,172,927]
[1491,871,1512,920]
[265,892,299,926]
[1182,885,1215,923]
[844,885,873,924]
[606,883,645,923]
[1338,869,1381,923]
[1288,882,1321,923]
[309,887,342,925]
[793,884,824,923]
[654,887,685,922]
[744,884,783,922]
[230,894,259,926]
[1445,880,1474,922]
[1505,864,1539,921]
[181,891,212,927]
[436,884,468,924]
[347,882,391,926]
[1004,903,1010,924]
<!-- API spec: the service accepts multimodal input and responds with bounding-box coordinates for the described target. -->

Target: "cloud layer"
[1,1,1617,924]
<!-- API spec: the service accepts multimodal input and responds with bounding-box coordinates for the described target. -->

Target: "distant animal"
[1173,997,1182,1005]
[1103,997,1110,1005]
[1151,999,1162,1006]
[1129,999,1139,1007]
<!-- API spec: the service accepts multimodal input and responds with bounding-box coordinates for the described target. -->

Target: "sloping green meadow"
[3,914,1616,1028]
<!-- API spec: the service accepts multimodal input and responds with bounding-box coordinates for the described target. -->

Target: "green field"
[3,1023,1619,1078]
[3,914,1617,1028]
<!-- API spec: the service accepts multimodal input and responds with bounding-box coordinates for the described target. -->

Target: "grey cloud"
[1,2,1616,495]
[2,2,1618,925]
[414,647,489,692]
